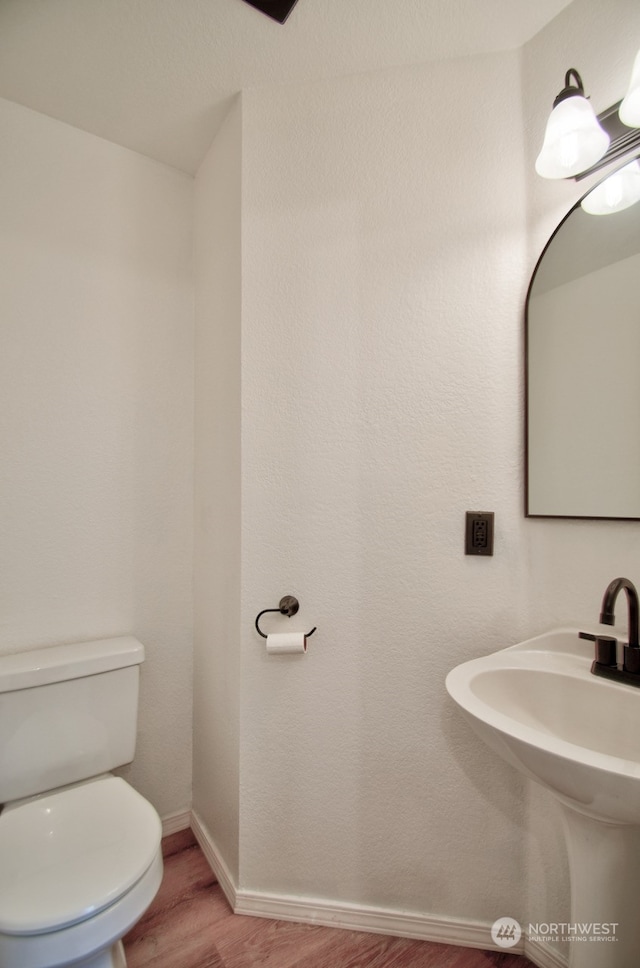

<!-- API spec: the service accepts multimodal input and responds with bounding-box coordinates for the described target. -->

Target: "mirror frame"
[525,158,640,521]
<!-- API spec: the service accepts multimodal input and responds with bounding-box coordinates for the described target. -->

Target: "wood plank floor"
[123,830,536,968]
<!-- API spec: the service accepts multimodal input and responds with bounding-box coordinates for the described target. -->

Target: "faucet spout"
[600,577,639,648]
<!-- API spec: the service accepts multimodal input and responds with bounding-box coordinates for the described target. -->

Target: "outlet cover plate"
[465,511,494,556]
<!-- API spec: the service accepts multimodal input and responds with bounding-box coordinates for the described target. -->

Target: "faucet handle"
[579,631,618,667]
[624,643,640,674]
[595,636,618,667]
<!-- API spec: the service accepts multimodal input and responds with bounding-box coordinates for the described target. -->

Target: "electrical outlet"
[465,512,494,556]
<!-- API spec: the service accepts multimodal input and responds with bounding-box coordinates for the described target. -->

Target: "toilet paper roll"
[266,632,307,654]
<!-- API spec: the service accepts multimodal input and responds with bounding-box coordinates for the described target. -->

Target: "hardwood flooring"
[123,830,536,968]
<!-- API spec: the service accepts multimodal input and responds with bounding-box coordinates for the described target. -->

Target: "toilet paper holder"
[255,596,317,639]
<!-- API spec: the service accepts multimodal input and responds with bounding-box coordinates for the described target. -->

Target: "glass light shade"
[581,159,640,215]
[535,94,610,179]
[620,50,640,128]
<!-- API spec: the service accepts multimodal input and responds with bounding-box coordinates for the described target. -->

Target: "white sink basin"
[447,627,640,968]
[445,628,640,824]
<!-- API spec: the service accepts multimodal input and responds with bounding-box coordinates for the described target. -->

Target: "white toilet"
[0,636,164,968]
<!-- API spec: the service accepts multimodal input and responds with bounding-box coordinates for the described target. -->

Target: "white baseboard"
[525,937,568,968]
[190,810,238,909]
[190,811,525,956]
[235,889,509,952]
[160,808,192,838]
[187,811,564,968]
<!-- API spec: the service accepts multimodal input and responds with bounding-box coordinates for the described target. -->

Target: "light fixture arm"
[535,68,609,179]
[552,68,586,108]
[536,61,640,181]
[574,100,640,180]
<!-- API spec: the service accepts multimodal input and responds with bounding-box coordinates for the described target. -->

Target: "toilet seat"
[0,775,161,935]
[0,849,163,968]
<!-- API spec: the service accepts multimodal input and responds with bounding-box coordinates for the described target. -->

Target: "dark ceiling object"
[241,0,299,24]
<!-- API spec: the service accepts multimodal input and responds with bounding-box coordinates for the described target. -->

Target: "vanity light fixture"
[535,69,610,179]
[581,158,640,214]
[537,53,640,182]
[620,50,640,127]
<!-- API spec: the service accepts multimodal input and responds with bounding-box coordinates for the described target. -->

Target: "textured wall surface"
[521,0,640,933]
[193,97,242,880]
[229,0,640,923]
[523,2,640,604]
[4,0,640,937]
[0,0,572,174]
[0,98,194,818]
[237,50,532,919]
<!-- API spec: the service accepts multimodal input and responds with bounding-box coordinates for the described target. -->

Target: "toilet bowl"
[0,638,164,968]
[0,776,162,968]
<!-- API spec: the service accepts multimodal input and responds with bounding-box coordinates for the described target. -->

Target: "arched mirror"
[526,158,640,519]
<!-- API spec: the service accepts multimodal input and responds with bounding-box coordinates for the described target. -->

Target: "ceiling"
[0,0,573,175]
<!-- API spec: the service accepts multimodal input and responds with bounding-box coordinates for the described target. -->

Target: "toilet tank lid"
[0,637,145,693]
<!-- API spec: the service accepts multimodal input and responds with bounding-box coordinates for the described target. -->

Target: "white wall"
[0,98,194,819]
[236,50,532,920]
[197,0,640,938]
[193,97,242,880]
[521,0,640,937]
[4,0,640,945]
[523,2,640,622]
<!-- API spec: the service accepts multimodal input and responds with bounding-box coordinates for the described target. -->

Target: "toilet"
[0,637,164,968]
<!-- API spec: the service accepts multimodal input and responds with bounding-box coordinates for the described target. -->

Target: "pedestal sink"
[446,628,640,968]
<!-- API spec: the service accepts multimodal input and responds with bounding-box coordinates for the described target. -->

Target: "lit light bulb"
[581,160,640,215]
[536,71,610,179]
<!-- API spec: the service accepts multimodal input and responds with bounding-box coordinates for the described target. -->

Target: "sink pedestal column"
[558,803,640,968]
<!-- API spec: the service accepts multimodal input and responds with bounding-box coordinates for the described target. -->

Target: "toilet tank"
[0,637,145,804]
